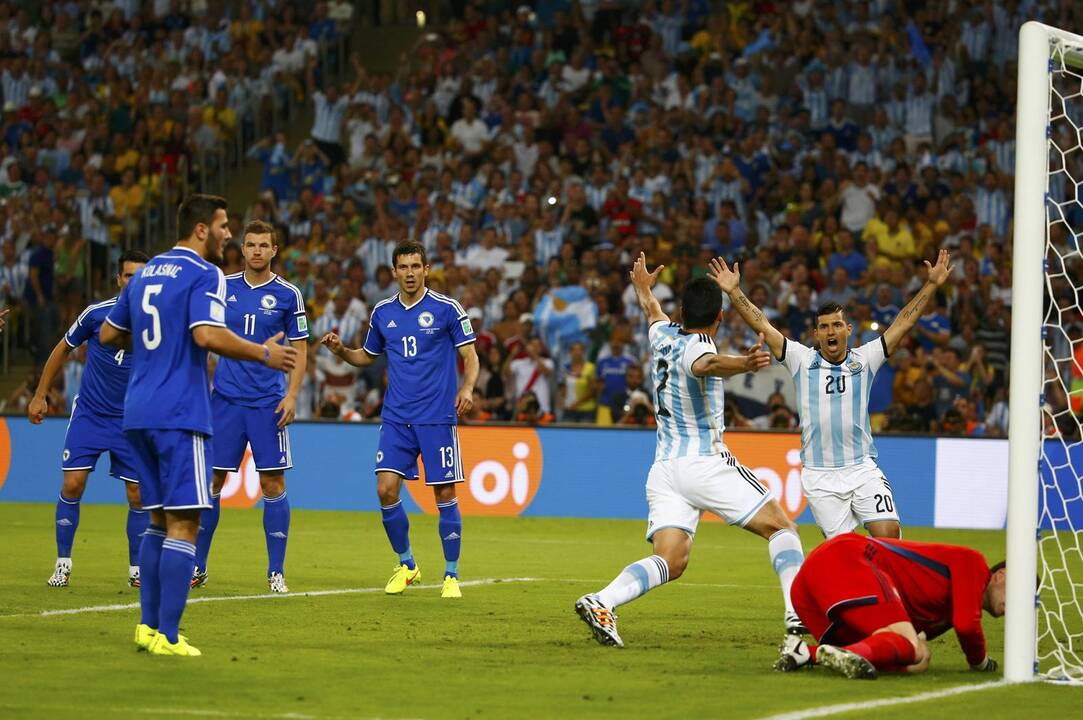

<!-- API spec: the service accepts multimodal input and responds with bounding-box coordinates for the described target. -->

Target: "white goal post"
[1007,20,1083,684]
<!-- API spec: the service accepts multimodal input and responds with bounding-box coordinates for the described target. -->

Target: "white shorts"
[801,458,900,539]
[645,452,772,541]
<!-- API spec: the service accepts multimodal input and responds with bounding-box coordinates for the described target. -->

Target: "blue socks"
[55,494,80,558]
[437,498,462,578]
[126,508,148,566]
[139,526,166,628]
[380,501,415,570]
[194,493,221,571]
[158,538,196,644]
[263,492,290,576]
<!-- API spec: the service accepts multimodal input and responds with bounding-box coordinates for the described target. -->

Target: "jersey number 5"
[825,375,847,395]
[141,284,163,350]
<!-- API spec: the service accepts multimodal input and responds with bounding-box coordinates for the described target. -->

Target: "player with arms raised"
[775,532,1005,679]
[30,250,150,588]
[575,253,808,648]
[712,250,954,539]
[192,220,309,593]
[321,241,479,599]
[101,194,296,656]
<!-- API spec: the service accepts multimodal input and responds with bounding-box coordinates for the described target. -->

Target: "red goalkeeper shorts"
[791,533,910,645]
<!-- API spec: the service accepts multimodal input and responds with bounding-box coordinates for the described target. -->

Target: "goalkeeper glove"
[970,656,998,672]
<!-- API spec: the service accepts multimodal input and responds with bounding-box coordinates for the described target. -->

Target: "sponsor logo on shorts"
[418,311,434,328]
[62,449,70,462]
[407,428,543,517]
[261,294,277,310]
[376,450,384,463]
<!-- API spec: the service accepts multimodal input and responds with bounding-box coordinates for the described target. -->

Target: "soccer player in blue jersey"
[28,250,150,588]
[321,241,479,599]
[193,220,309,592]
[576,254,807,647]
[100,194,297,656]
[714,250,953,540]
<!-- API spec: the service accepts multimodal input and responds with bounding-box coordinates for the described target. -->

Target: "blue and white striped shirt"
[848,62,877,106]
[311,91,348,144]
[649,322,727,461]
[802,85,829,128]
[961,20,990,61]
[651,13,683,57]
[973,187,1010,236]
[782,337,888,469]
[904,93,934,137]
[534,226,566,267]
[584,183,610,212]
[355,237,395,281]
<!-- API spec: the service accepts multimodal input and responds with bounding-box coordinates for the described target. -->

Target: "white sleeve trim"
[104,316,129,332]
[189,320,227,330]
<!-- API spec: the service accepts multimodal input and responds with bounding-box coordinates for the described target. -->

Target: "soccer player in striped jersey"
[575,253,808,648]
[713,250,954,540]
[192,220,309,593]
[29,250,149,588]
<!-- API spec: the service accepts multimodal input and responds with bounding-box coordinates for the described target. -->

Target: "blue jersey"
[64,297,130,417]
[106,246,227,434]
[362,288,475,425]
[213,272,308,407]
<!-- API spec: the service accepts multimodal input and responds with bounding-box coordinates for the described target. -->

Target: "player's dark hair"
[243,219,277,246]
[989,561,1006,575]
[816,301,847,321]
[681,277,723,329]
[177,194,228,241]
[117,249,149,273]
[392,241,427,267]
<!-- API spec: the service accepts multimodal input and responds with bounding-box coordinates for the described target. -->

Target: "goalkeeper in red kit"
[774,533,1006,679]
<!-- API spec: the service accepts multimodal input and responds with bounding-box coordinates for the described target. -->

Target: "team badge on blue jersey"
[261,294,277,310]
[418,311,434,328]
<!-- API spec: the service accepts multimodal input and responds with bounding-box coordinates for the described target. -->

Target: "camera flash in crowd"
[870,322,880,331]
[416,11,426,28]
[547,196,557,206]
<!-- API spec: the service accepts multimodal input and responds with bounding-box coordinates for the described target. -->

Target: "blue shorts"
[211,392,292,472]
[376,422,463,485]
[63,397,139,483]
[126,429,213,511]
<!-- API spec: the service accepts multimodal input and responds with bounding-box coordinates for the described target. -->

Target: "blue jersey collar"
[397,287,428,310]
[242,272,277,289]
[170,245,204,258]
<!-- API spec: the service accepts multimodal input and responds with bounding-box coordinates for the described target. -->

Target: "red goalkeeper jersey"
[862,536,991,666]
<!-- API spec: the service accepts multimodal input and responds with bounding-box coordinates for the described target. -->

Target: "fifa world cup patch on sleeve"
[297,316,308,333]
[461,318,472,335]
[210,302,225,323]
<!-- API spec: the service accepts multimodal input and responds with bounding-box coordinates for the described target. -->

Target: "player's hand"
[263,332,297,371]
[275,395,296,428]
[27,394,47,424]
[707,257,740,294]
[321,331,345,357]
[455,386,474,416]
[629,252,664,290]
[925,249,954,286]
[743,333,771,373]
[971,656,998,672]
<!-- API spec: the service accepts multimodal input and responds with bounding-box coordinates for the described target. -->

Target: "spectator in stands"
[506,336,554,417]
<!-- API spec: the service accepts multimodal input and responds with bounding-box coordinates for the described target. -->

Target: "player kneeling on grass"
[774,533,1004,679]
[30,250,150,588]
[575,254,808,648]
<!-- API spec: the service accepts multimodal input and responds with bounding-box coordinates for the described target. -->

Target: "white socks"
[596,555,670,609]
[768,529,804,613]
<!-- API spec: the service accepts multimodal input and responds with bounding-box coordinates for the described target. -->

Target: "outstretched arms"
[628,252,669,326]
[691,332,772,378]
[882,249,953,355]
[708,258,786,360]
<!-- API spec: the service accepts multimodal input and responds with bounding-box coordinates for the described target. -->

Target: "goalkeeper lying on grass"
[775,533,1005,679]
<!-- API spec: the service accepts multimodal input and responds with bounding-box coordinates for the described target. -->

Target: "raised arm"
[882,249,953,355]
[708,258,786,360]
[691,332,772,378]
[628,252,669,326]
[320,331,377,367]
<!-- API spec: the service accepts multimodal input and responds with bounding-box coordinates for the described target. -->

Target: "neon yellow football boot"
[148,632,202,657]
[134,623,157,651]
[441,575,462,599]
[384,563,421,594]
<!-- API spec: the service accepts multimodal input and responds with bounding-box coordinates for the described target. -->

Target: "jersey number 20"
[825,375,847,395]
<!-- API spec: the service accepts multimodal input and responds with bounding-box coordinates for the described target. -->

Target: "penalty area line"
[753,680,1009,720]
[0,577,540,619]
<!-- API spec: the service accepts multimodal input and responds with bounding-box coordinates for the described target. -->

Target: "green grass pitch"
[0,504,1077,719]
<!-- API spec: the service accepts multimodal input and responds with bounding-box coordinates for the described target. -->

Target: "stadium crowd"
[6,0,1083,439]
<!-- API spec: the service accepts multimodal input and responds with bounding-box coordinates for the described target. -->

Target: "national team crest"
[418,311,435,328]
[847,360,864,373]
[260,294,277,309]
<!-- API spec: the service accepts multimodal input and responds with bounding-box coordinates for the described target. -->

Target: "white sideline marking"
[753,680,1009,720]
[0,577,539,619]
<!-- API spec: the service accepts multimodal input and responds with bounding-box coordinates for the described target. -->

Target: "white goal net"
[1036,34,1083,684]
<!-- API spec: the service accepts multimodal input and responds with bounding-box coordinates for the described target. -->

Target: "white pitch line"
[753,680,1009,720]
[0,577,540,619]
[0,704,415,720]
